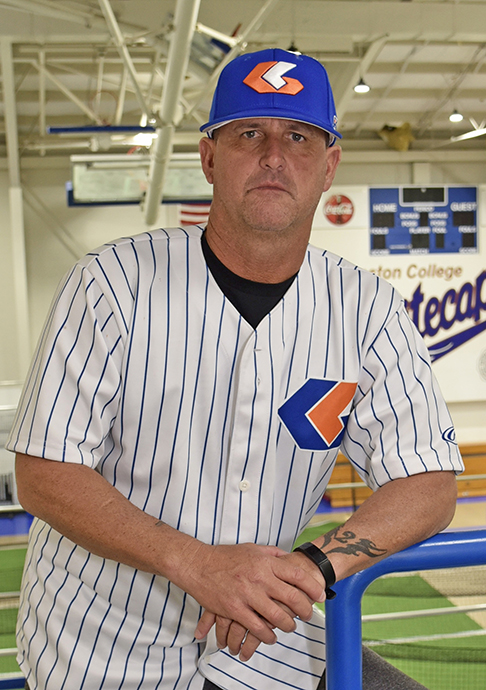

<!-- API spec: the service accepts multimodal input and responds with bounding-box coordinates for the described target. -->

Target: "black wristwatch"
[293,541,337,599]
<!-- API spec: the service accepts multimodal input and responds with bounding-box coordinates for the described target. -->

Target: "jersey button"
[239,479,251,492]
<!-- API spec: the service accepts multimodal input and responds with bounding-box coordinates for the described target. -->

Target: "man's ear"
[323,145,342,192]
[199,137,216,185]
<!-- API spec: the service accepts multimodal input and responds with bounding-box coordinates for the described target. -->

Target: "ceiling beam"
[97,0,151,120]
[0,0,146,35]
[2,1,486,45]
[370,62,486,76]
[185,0,281,120]
[0,37,31,373]
[333,36,388,120]
[38,47,46,154]
[144,0,202,226]
[31,60,104,124]
[253,1,486,44]
[416,43,486,135]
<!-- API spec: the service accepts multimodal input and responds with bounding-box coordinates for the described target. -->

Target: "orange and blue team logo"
[243,61,304,95]
[278,379,357,451]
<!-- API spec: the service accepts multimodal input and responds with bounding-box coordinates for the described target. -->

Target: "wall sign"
[324,194,354,225]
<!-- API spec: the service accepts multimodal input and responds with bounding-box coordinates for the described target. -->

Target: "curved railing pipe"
[325,529,486,690]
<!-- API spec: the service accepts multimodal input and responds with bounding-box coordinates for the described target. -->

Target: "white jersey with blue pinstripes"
[7,225,463,690]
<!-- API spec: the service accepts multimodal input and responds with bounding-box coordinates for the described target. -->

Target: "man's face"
[199,118,341,237]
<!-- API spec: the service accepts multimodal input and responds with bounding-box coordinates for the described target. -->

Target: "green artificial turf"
[0,547,25,676]
[0,547,26,593]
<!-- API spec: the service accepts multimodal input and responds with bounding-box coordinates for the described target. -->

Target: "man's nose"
[259,136,286,169]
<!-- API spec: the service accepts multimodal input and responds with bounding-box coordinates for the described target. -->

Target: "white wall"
[1,153,485,448]
[333,159,486,187]
[0,169,18,382]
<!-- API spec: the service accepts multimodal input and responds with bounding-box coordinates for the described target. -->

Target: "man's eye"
[243,130,258,138]
[291,132,305,142]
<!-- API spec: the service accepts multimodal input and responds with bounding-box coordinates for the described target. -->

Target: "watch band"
[293,541,337,599]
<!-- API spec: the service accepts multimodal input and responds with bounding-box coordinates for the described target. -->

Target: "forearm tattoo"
[320,526,387,559]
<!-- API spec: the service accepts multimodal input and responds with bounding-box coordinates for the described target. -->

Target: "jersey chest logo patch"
[278,379,357,451]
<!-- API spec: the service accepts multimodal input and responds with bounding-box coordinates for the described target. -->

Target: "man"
[8,48,462,690]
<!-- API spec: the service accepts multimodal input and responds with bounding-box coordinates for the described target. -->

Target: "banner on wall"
[312,185,486,403]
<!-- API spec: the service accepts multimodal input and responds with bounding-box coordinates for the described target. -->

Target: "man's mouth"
[250,182,290,194]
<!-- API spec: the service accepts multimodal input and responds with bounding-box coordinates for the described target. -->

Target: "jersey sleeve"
[7,262,126,467]
[341,301,464,489]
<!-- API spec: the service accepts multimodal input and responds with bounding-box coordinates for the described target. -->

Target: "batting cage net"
[362,566,486,689]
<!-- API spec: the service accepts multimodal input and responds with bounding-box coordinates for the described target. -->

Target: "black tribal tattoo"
[320,527,387,559]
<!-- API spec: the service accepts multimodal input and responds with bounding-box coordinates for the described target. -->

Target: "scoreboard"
[369,186,478,255]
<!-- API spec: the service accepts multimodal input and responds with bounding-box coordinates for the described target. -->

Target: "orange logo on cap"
[243,61,304,95]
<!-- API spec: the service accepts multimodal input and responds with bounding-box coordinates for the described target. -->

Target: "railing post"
[325,529,486,690]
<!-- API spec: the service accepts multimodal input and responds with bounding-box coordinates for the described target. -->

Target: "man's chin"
[244,217,295,234]
[242,203,298,234]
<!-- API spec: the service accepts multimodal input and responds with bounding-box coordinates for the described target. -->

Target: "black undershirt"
[201,233,297,329]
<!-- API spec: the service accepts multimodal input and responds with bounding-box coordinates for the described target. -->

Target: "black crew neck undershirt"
[201,232,297,329]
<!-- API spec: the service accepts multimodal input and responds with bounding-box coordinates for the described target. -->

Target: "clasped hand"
[182,542,325,662]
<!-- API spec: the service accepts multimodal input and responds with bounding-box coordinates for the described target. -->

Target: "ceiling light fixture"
[449,109,463,123]
[354,78,370,94]
[133,132,158,147]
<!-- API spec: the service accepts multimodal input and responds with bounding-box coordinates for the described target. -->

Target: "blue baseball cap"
[200,48,342,146]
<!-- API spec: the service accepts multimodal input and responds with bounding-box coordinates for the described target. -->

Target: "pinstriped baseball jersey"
[7,225,463,690]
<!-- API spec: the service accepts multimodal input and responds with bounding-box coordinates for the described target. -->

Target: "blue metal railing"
[0,680,24,689]
[325,528,486,690]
